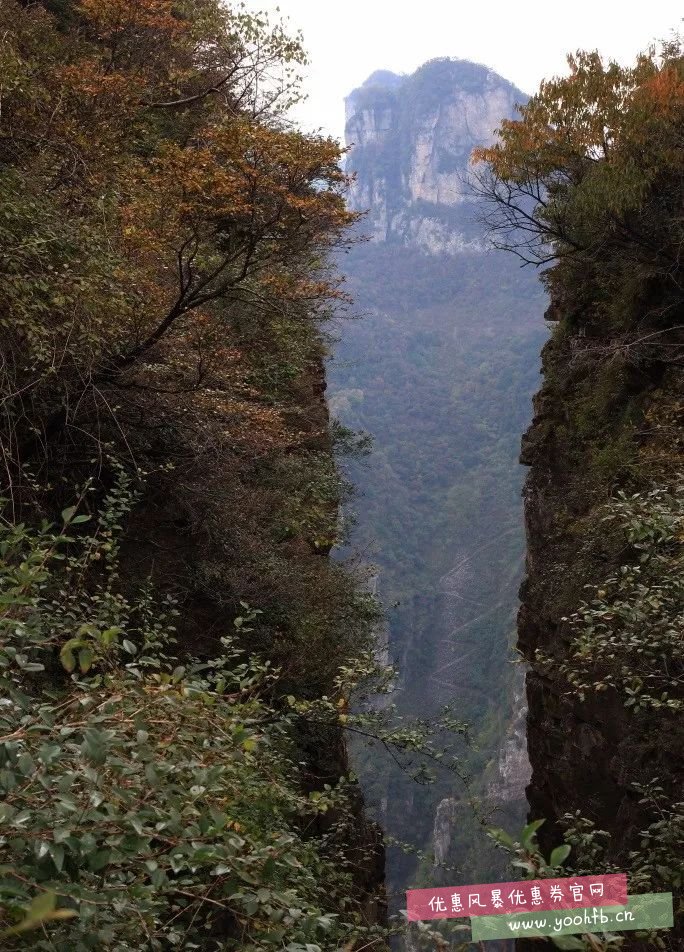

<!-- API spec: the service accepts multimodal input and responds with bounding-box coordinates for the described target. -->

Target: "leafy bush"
[537,483,684,714]
[0,482,386,951]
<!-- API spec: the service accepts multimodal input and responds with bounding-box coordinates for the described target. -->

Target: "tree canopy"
[0,0,356,502]
[472,42,684,330]
[0,3,396,949]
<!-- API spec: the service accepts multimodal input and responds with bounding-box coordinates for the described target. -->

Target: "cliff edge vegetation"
[475,41,684,950]
[0,1,390,949]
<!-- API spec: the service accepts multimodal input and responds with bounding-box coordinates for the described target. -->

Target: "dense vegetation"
[0,1,393,948]
[4,3,682,948]
[0,494,385,950]
[330,241,547,897]
[475,41,684,950]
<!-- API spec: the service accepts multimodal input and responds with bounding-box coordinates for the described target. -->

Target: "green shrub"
[538,483,684,714]
[0,482,386,951]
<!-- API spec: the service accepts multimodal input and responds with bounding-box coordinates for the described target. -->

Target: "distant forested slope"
[330,238,547,892]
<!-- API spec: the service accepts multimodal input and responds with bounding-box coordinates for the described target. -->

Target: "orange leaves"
[473,121,571,187]
[473,45,684,188]
[54,57,143,116]
[0,0,357,547]
[471,40,684,275]
[116,114,354,330]
[77,0,188,43]
[640,67,684,110]
[259,271,345,306]
[59,1,192,117]
[630,65,684,167]
[148,140,251,220]
[125,118,352,243]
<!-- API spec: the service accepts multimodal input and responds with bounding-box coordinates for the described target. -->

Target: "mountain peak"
[345,59,526,253]
[360,69,404,90]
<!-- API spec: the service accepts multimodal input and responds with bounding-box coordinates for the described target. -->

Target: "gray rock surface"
[345,59,526,252]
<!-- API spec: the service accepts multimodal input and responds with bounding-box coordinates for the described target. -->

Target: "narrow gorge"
[334,49,684,951]
[331,58,547,905]
[1,3,682,949]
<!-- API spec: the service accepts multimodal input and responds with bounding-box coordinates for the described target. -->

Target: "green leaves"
[548,484,684,715]
[549,844,572,867]
[59,641,78,673]
[0,509,386,950]
[78,647,94,674]
[3,891,77,937]
[0,0,382,945]
[487,827,516,849]
[59,640,95,674]
[520,819,545,850]
[80,728,112,766]
[488,820,576,883]
[61,507,90,527]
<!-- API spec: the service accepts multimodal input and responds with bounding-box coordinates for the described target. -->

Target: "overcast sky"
[246,0,682,142]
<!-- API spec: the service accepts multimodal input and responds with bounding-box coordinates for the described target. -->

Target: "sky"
[245,0,683,142]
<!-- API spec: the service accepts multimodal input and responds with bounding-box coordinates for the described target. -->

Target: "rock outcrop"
[344,59,525,252]
[517,318,684,950]
[487,671,531,805]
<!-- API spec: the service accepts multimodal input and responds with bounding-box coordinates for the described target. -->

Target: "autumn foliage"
[0,0,382,724]
[0,2,387,947]
[0,0,356,493]
[472,43,684,331]
[0,0,372,680]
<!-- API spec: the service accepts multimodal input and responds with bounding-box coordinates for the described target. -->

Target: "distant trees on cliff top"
[473,41,684,332]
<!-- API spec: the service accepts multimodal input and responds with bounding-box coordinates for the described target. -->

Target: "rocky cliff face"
[517,311,684,949]
[487,671,531,805]
[344,59,525,252]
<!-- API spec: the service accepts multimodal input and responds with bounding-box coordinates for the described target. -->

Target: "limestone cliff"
[344,59,525,252]
[487,671,530,805]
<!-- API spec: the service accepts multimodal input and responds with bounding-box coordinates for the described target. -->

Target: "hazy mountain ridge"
[344,58,526,252]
